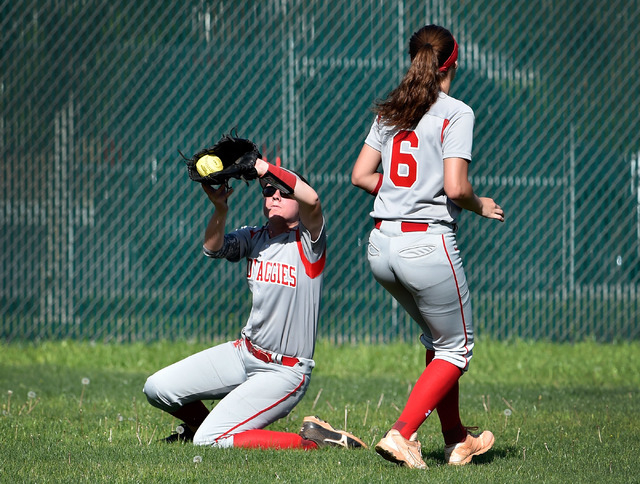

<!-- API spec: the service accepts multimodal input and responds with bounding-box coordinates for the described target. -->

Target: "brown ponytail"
[374,25,458,132]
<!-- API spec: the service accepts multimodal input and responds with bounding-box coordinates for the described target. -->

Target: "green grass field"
[0,338,638,483]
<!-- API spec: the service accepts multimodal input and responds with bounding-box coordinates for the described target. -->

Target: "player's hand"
[254,158,269,177]
[202,184,234,211]
[479,197,505,222]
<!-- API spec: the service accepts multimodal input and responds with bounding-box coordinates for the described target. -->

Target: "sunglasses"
[262,185,294,199]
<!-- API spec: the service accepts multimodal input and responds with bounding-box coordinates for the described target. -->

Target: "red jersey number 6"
[390,131,418,188]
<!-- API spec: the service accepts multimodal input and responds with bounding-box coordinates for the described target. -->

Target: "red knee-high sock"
[232,429,318,450]
[436,380,467,445]
[423,349,467,445]
[392,355,463,440]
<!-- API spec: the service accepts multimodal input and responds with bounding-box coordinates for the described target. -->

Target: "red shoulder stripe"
[441,119,450,143]
[295,229,326,279]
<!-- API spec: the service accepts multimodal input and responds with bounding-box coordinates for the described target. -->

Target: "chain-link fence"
[2,0,639,343]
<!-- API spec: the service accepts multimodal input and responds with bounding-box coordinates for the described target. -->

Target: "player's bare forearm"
[352,172,382,195]
[202,184,232,251]
[446,185,505,221]
[444,157,504,221]
[203,210,227,251]
[444,175,481,212]
[286,177,324,240]
[296,189,324,240]
[352,144,383,194]
[448,189,482,214]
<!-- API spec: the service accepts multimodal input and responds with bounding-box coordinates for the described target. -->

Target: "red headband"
[438,38,459,72]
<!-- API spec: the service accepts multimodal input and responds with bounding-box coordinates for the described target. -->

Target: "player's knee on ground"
[193,430,233,447]
[142,374,179,412]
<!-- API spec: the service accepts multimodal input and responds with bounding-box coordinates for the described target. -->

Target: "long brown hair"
[374,25,458,131]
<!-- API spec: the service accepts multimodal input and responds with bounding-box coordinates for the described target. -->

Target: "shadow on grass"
[423,444,518,466]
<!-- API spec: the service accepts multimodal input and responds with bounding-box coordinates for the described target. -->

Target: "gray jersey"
[205,220,326,360]
[365,92,474,224]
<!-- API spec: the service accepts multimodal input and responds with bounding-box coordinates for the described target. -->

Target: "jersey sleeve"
[364,117,383,152]
[298,217,327,261]
[295,218,327,279]
[442,109,475,162]
[202,226,257,262]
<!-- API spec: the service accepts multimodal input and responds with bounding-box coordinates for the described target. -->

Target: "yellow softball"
[196,155,224,177]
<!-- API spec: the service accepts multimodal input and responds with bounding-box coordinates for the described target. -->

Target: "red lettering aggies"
[247,259,296,287]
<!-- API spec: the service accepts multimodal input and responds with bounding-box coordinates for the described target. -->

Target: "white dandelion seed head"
[118,414,124,422]
[82,378,90,385]
[7,390,12,396]
[193,455,202,463]
[504,408,512,416]
[28,391,36,399]
[176,425,185,435]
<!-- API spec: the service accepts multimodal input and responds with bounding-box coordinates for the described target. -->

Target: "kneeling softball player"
[144,158,365,450]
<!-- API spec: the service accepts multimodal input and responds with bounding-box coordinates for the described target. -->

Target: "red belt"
[244,338,300,367]
[374,219,429,232]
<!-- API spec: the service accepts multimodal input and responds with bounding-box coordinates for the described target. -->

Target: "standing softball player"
[144,158,366,450]
[351,24,504,468]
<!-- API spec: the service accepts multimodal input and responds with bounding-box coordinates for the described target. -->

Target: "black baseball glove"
[180,133,262,186]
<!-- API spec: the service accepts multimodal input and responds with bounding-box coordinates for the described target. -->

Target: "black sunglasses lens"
[263,185,294,199]
[262,186,277,197]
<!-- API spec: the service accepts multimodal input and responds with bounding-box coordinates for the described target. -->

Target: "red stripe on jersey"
[441,119,450,144]
[441,234,470,367]
[295,229,326,279]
